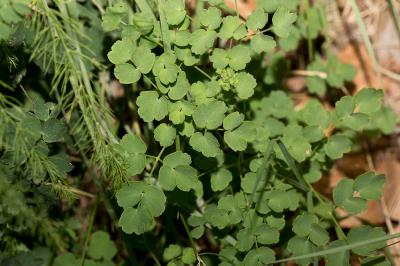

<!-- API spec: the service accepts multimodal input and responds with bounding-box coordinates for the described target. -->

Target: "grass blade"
[348,0,382,85]
[387,0,400,39]
[276,140,306,186]
[271,232,400,264]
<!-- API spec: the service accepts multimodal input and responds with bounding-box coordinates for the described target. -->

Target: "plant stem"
[80,198,98,265]
[194,66,213,80]
[149,147,166,177]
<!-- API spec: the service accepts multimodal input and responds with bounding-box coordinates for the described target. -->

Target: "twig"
[292,69,328,79]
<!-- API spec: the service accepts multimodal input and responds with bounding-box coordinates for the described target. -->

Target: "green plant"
[1,0,399,265]
[104,0,397,265]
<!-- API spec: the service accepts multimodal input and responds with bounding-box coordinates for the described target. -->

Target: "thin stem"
[180,213,205,265]
[194,66,213,80]
[149,147,166,177]
[144,236,162,266]
[304,0,314,61]
[234,0,239,19]
[80,198,98,265]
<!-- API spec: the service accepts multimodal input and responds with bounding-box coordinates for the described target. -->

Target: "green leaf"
[189,29,217,55]
[211,168,232,191]
[235,72,256,99]
[114,63,141,84]
[228,45,252,71]
[12,3,31,16]
[369,106,397,134]
[278,25,301,51]
[1,5,21,24]
[118,134,147,176]
[340,113,369,131]
[266,214,286,230]
[163,244,182,261]
[159,151,198,191]
[137,91,169,122]
[361,256,390,266]
[118,206,153,234]
[354,88,383,114]
[241,172,260,194]
[154,123,176,147]
[178,121,195,137]
[298,100,330,128]
[333,178,367,214]
[292,212,329,246]
[109,1,129,14]
[159,164,198,191]
[53,253,79,266]
[219,16,241,40]
[309,223,330,247]
[246,8,268,31]
[153,53,178,85]
[223,112,244,131]
[324,134,352,159]
[199,7,222,30]
[190,81,220,104]
[224,122,257,151]
[210,48,229,69]
[163,0,186,25]
[87,231,117,260]
[281,124,312,162]
[33,98,50,121]
[182,248,196,264]
[132,12,154,34]
[243,247,275,265]
[107,39,134,64]
[267,189,300,212]
[236,228,255,252]
[42,118,66,143]
[272,7,297,38]
[298,7,323,39]
[193,100,227,130]
[117,182,166,234]
[115,182,145,208]
[261,91,294,118]
[122,25,141,42]
[335,95,354,118]
[303,125,325,143]
[354,172,385,200]
[292,212,318,237]
[168,72,190,100]
[172,30,191,46]
[326,55,356,88]
[132,46,156,74]
[347,226,386,256]
[0,22,11,40]
[218,193,246,224]
[174,46,200,66]
[168,101,194,125]
[102,8,125,32]
[250,34,276,54]
[204,205,230,229]
[48,153,73,177]
[325,240,350,266]
[189,132,221,157]
[287,236,315,266]
[255,224,280,245]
